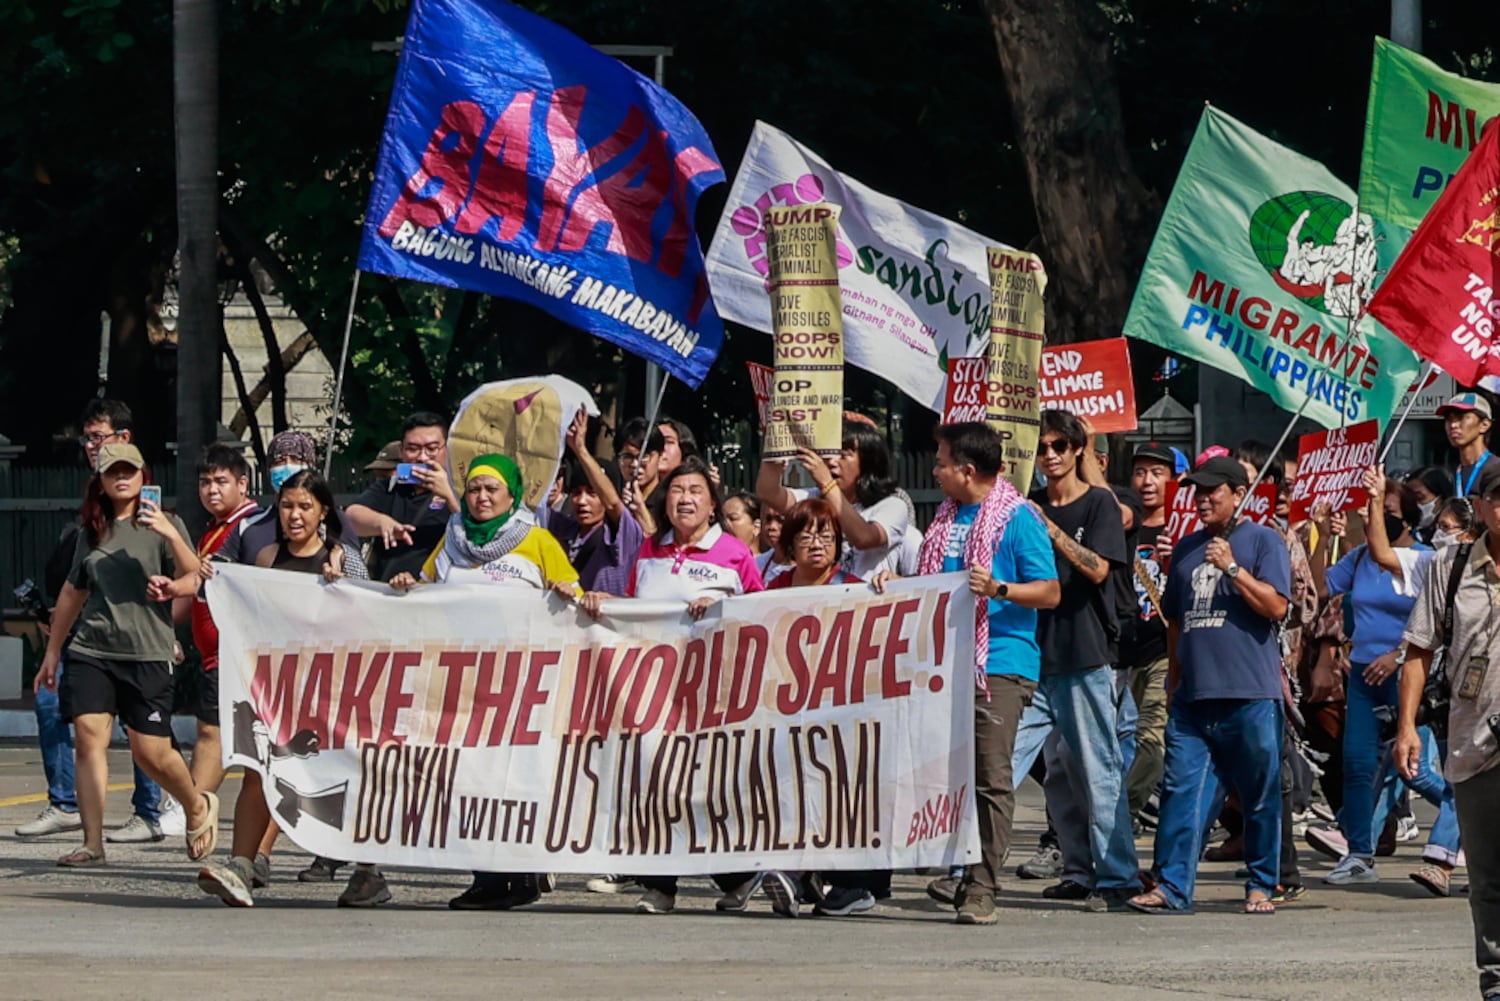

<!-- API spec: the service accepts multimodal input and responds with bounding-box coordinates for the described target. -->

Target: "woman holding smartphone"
[35,442,218,867]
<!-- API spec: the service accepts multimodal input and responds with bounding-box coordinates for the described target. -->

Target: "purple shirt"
[544,505,645,596]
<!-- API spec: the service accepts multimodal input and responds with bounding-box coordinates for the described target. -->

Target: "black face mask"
[1385,513,1408,541]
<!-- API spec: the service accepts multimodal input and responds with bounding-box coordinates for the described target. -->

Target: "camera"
[13,579,49,625]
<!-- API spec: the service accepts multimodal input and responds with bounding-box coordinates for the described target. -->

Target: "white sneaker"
[15,805,83,837]
[106,813,165,843]
[1324,855,1379,885]
[157,795,187,837]
[1395,816,1420,842]
[586,874,634,894]
[635,889,676,914]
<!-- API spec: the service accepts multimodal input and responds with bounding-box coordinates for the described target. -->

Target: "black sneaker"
[298,856,346,882]
[813,885,875,917]
[1042,879,1091,900]
[450,877,513,911]
[337,867,392,908]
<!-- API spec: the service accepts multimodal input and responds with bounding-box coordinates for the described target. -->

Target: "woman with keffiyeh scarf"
[390,453,579,911]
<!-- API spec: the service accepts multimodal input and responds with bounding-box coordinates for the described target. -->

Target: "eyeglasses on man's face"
[401,441,445,458]
[78,430,122,447]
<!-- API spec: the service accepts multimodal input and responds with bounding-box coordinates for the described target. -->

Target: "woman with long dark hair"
[756,419,908,581]
[34,443,218,867]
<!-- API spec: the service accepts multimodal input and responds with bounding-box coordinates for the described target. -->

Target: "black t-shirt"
[1110,485,1144,656]
[1126,514,1169,669]
[1028,484,1127,674]
[217,503,364,569]
[349,480,452,581]
[1456,453,1500,498]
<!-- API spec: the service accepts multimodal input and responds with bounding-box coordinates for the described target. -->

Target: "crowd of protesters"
[12,391,1500,997]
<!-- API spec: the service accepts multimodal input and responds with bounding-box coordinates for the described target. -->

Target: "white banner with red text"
[208,565,978,874]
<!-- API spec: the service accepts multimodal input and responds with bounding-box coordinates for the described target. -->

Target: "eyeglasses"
[402,441,444,457]
[794,532,837,548]
[78,431,122,447]
[1040,439,1072,455]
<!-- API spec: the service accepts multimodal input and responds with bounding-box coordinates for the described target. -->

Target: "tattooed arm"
[1031,502,1111,586]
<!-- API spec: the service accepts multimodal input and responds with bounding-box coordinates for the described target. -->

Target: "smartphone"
[394,462,421,485]
[139,485,162,513]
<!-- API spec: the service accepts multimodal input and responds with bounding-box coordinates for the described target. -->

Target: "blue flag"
[358,0,726,387]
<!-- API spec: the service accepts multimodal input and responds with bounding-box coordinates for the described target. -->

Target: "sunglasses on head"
[1040,439,1072,455]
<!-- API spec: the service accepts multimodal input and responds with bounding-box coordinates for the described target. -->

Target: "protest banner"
[704,122,1016,412]
[1161,480,1279,549]
[208,566,978,874]
[986,247,1046,493]
[763,204,845,458]
[1367,118,1500,388]
[357,0,725,387]
[1288,419,1381,521]
[1123,106,1421,429]
[746,361,774,433]
[1038,338,1138,433]
[1360,37,1500,234]
[941,357,988,424]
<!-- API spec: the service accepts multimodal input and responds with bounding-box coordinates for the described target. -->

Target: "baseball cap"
[96,442,145,473]
[1131,441,1176,467]
[1182,455,1249,491]
[1093,432,1110,455]
[1437,392,1493,420]
[1195,444,1230,468]
[364,440,402,473]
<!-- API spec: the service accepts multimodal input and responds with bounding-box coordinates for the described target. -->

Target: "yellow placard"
[985,247,1046,493]
[764,203,844,459]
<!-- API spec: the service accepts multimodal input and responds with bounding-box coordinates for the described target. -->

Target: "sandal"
[1410,865,1451,898]
[186,791,220,862]
[1125,888,1193,915]
[1244,893,1276,915]
[58,845,106,868]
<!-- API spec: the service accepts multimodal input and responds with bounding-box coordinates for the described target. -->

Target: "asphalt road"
[0,745,1479,1000]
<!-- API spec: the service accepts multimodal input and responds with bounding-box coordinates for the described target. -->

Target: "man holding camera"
[1397,463,1500,1001]
[346,411,459,582]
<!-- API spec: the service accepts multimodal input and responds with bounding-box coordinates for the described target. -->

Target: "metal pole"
[1379,361,1435,463]
[641,52,668,419]
[323,271,363,477]
[1391,0,1422,51]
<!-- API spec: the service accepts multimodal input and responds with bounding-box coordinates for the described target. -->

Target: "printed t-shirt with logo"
[419,526,579,590]
[628,524,765,600]
[788,486,909,581]
[350,478,454,582]
[941,501,1057,682]
[1127,518,1169,669]
[1162,521,1291,702]
[191,500,260,670]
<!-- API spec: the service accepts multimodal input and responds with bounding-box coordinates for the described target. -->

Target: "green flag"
[1123,106,1418,429]
[1360,37,1500,233]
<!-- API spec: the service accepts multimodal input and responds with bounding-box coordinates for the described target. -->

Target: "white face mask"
[1432,529,1459,550]
[1417,499,1437,528]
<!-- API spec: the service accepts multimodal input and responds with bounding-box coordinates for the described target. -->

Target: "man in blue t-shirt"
[878,422,1058,925]
[1128,455,1292,916]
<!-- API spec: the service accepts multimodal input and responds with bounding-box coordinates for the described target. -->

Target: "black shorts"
[60,653,176,738]
[196,663,220,726]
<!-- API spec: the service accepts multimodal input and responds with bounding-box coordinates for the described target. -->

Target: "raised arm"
[1361,464,1403,577]
[567,409,625,524]
[756,459,797,515]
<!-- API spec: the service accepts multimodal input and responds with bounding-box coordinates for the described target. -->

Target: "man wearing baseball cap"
[1438,392,1500,498]
[1128,455,1291,916]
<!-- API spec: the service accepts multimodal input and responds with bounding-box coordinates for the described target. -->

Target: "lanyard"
[1460,450,1491,497]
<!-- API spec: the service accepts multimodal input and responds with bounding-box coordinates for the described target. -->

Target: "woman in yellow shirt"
[391,453,578,910]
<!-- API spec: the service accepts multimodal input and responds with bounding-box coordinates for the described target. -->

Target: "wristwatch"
[1225,562,1241,579]
[993,581,1009,599]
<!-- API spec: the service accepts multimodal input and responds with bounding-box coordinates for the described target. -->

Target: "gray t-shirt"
[67,513,190,663]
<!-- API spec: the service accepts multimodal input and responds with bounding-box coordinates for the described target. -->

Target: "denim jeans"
[1011,666,1139,890]
[1374,729,1462,865]
[1045,668,1138,887]
[1340,663,1399,859]
[1153,698,1283,909]
[36,658,162,821]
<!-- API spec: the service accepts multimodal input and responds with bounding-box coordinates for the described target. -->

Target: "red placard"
[1038,337,1138,433]
[1288,419,1380,521]
[1161,480,1279,549]
[942,357,989,424]
[746,361,774,433]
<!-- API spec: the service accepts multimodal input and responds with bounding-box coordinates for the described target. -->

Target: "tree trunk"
[980,0,1158,344]
[173,0,218,531]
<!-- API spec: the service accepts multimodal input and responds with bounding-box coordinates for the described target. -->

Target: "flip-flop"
[1125,890,1193,916]
[1244,895,1276,915]
[57,845,105,868]
[1409,865,1451,898]
[186,791,220,862]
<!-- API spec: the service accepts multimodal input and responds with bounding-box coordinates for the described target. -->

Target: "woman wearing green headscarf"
[390,454,578,911]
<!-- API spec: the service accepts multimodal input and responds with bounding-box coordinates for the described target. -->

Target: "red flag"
[1367,117,1500,386]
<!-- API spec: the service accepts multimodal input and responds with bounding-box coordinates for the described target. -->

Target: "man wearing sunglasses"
[1012,409,1139,912]
[346,411,460,582]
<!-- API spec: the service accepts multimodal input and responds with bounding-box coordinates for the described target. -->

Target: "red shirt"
[766,568,862,589]
[191,500,260,670]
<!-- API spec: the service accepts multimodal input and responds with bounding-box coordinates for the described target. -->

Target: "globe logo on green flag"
[1248,192,1376,318]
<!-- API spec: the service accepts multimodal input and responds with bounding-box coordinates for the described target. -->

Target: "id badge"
[1458,654,1488,701]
